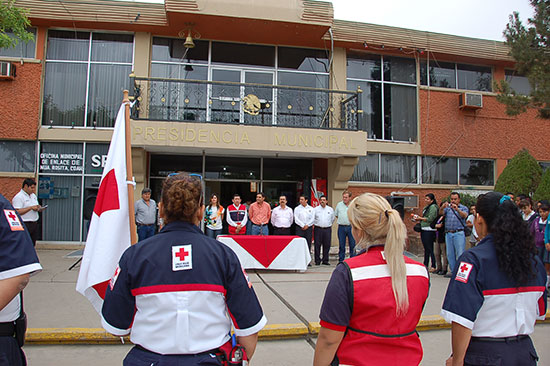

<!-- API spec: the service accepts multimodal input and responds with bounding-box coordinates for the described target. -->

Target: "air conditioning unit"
[0,62,16,80]
[459,92,482,109]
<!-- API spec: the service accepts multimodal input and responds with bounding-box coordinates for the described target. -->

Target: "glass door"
[243,71,274,125]
[209,68,241,123]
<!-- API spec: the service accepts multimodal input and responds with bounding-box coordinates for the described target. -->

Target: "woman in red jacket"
[314,193,429,366]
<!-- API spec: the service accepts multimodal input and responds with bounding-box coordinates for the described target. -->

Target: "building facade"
[0,0,545,244]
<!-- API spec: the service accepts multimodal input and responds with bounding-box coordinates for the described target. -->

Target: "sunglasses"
[167,172,204,205]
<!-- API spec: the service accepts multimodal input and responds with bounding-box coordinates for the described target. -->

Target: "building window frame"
[420,60,493,92]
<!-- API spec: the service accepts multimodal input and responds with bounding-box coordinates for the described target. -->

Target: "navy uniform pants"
[124,346,222,366]
[0,336,25,366]
[465,336,538,366]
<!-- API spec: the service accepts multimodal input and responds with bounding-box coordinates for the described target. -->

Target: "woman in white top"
[204,193,224,238]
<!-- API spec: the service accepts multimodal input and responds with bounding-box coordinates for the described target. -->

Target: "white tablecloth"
[217,235,311,271]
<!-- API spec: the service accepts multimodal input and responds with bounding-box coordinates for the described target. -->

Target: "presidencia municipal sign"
[131,121,367,156]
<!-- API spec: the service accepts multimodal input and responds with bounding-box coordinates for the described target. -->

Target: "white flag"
[76,103,132,313]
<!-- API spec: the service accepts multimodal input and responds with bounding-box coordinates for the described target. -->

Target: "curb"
[25,313,550,345]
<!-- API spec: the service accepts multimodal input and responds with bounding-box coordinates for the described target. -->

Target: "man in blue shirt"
[440,192,469,277]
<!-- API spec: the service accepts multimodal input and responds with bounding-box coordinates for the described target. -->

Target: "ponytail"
[348,193,409,316]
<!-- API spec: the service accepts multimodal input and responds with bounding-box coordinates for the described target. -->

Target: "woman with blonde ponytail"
[314,193,430,366]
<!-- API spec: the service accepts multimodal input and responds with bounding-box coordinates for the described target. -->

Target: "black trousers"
[0,336,25,366]
[297,226,313,251]
[420,230,436,268]
[273,227,291,235]
[314,227,331,264]
[23,221,39,247]
[465,336,538,366]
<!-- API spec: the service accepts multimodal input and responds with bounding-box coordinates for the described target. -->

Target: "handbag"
[450,206,472,236]
[413,223,422,232]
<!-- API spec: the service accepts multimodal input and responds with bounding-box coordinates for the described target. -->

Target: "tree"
[494,148,542,196]
[0,0,34,49]
[495,0,550,118]
[533,168,550,201]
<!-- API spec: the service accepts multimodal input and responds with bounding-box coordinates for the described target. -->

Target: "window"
[351,153,379,182]
[0,141,35,172]
[347,53,417,141]
[420,61,492,92]
[43,31,133,128]
[351,154,417,184]
[459,159,494,185]
[0,28,36,58]
[540,162,550,172]
[212,42,275,67]
[421,157,458,184]
[420,156,494,186]
[505,70,531,96]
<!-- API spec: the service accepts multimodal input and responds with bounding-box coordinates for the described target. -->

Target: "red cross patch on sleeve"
[4,209,24,231]
[455,262,473,283]
[109,265,121,290]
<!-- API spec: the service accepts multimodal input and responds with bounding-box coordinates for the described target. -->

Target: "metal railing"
[130,76,361,130]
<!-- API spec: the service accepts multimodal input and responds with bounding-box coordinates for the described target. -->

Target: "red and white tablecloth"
[217,235,311,271]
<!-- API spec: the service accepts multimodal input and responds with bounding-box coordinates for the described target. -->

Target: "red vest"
[336,246,429,366]
[227,204,247,235]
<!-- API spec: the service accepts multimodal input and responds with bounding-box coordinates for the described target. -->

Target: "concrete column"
[132,147,147,203]
[327,156,359,248]
[330,47,347,128]
[133,32,152,119]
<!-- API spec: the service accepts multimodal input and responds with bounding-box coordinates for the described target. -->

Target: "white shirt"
[466,214,478,241]
[12,189,39,222]
[271,206,293,228]
[314,205,335,228]
[294,204,315,228]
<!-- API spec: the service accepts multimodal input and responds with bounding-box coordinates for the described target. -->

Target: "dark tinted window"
[0,141,35,172]
[351,154,379,182]
[347,54,381,80]
[422,157,457,184]
[205,156,260,180]
[152,37,208,63]
[91,33,133,62]
[457,64,492,91]
[380,155,417,183]
[263,159,311,181]
[0,28,36,58]
[212,42,275,67]
[383,56,416,84]
[505,70,531,96]
[150,154,203,177]
[459,159,494,185]
[278,47,329,72]
[46,30,90,61]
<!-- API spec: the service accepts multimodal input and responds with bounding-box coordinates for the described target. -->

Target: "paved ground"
[21,248,550,365]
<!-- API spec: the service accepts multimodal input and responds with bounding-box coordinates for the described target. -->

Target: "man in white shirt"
[271,195,293,235]
[12,179,44,246]
[314,195,335,265]
[294,195,315,257]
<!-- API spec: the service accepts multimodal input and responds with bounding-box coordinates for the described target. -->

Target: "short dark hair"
[539,202,550,211]
[22,178,36,188]
[320,195,327,200]
[450,192,460,198]
[257,192,266,198]
[505,192,514,197]
[279,195,287,200]
[300,195,309,201]
[233,193,241,199]
[141,188,151,195]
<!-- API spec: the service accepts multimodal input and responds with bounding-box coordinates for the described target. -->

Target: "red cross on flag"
[76,101,135,314]
[455,261,473,283]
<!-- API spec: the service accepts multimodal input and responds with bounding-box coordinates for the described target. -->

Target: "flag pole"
[123,90,138,245]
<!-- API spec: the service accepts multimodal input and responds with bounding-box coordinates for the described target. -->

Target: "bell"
[183,30,195,49]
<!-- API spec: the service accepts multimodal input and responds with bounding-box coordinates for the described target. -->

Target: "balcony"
[130,76,361,131]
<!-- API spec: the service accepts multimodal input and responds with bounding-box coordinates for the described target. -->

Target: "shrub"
[494,149,542,196]
[533,169,550,202]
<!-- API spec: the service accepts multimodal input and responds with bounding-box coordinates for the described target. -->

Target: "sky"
[125,0,535,42]
[330,0,535,41]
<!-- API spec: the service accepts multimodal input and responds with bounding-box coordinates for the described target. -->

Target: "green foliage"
[495,0,550,118]
[494,148,542,195]
[533,168,550,201]
[0,0,33,49]
[441,193,477,208]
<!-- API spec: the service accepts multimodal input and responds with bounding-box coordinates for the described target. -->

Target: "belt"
[252,223,266,226]
[137,223,155,226]
[273,226,290,229]
[338,224,350,227]
[317,226,331,229]
[471,335,529,343]
[446,229,464,233]
[0,321,15,337]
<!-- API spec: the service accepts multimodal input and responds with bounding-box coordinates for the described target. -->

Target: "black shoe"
[322,262,330,265]
[435,270,443,275]
[308,263,312,267]
[315,262,321,266]
[444,273,452,278]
